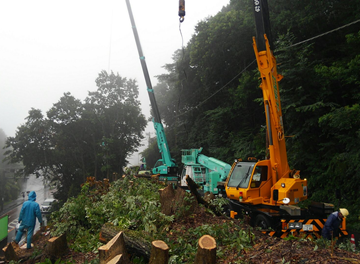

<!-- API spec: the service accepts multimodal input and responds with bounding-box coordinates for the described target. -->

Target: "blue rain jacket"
[321,211,342,240]
[18,191,42,227]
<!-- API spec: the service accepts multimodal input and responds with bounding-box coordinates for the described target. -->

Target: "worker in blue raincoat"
[15,191,43,249]
[321,208,349,240]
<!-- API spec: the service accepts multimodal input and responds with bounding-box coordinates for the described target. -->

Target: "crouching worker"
[15,191,43,249]
[321,208,349,240]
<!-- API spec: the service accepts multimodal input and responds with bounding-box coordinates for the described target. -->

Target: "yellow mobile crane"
[224,0,347,238]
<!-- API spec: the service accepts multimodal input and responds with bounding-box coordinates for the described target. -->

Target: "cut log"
[107,254,128,264]
[46,233,68,259]
[186,176,222,216]
[194,235,217,264]
[99,232,130,264]
[99,224,151,262]
[149,240,169,264]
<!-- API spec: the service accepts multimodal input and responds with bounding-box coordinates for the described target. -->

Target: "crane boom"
[125,0,178,177]
[252,0,289,182]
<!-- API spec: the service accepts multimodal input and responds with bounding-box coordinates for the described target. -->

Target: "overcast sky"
[0,0,229,165]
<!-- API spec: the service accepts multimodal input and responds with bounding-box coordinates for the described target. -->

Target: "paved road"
[0,174,54,244]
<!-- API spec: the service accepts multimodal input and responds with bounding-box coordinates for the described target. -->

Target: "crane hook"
[179,0,185,22]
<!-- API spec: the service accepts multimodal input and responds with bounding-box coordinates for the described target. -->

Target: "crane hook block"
[179,0,185,22]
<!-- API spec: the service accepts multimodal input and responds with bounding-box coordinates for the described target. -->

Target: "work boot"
[20,243,33,250]
[11,241,19,249]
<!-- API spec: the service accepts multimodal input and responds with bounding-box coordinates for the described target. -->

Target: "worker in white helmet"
[322,208,349,240]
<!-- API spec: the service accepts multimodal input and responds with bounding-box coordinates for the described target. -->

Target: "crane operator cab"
[225,158,307,207]
[227,162,268,189]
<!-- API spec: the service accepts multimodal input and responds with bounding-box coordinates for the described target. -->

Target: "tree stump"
[159,184,198,217]
[46,233,68,259]
[3,242,19,262]
[194,235,217,264]
[149,240,169,264]
[158,184,176,215]
[98,232,130,264]
[99,224,151,261]
[106,254,128,264]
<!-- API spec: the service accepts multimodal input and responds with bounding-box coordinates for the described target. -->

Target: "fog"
[0,0,230,165]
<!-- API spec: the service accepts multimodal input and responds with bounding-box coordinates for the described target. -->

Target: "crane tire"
[254,214,271,229]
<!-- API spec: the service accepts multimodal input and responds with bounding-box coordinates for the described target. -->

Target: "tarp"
[0,215,8,241]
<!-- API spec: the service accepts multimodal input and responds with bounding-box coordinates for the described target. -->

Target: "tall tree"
[5,71,146,201]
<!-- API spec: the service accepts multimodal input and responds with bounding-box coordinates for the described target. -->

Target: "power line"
[173,18,360,119]
[174,60,256,118]
[279,18,360,50]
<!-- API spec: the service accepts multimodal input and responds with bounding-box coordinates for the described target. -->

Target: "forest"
[3,0,360,229]
[141,0,360,228]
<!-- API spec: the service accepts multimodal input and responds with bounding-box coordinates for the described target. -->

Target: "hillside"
[3,176,360,264]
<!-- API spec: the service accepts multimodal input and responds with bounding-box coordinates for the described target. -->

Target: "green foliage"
[34,258,99,264]
[174,194,196,219]
[51,177,172,252]
[314,237,331,249]
[208,197,230,216]
[50,175,253,262]
[162,220,253,263]
[338,238,359,253]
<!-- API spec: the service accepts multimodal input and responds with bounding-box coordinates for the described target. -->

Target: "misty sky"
[0,0,229,165]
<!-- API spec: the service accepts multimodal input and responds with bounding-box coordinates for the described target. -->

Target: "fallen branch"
[186,175,222,216]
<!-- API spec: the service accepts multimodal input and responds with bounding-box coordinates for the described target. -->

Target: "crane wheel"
[254,214,271,229]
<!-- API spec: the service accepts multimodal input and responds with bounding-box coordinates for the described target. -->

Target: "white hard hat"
[339,208,349,218]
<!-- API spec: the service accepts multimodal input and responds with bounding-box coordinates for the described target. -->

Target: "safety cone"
[350,234,356,251]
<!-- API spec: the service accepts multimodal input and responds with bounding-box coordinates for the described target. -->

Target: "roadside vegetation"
[8,175,359,264]
[49,176,257,263]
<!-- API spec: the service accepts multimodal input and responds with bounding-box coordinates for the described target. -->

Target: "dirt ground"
[169,208,360,264]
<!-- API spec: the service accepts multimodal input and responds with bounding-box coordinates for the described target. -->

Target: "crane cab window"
[250,166,268,188]
[154,160,163,167]
[227,162,255,188]
[194,166,206,183]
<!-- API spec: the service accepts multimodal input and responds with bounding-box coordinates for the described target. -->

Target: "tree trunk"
[185,175,222,216]
[149,240,169,264]
[194,235,217,264]
[158,184,176,215]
